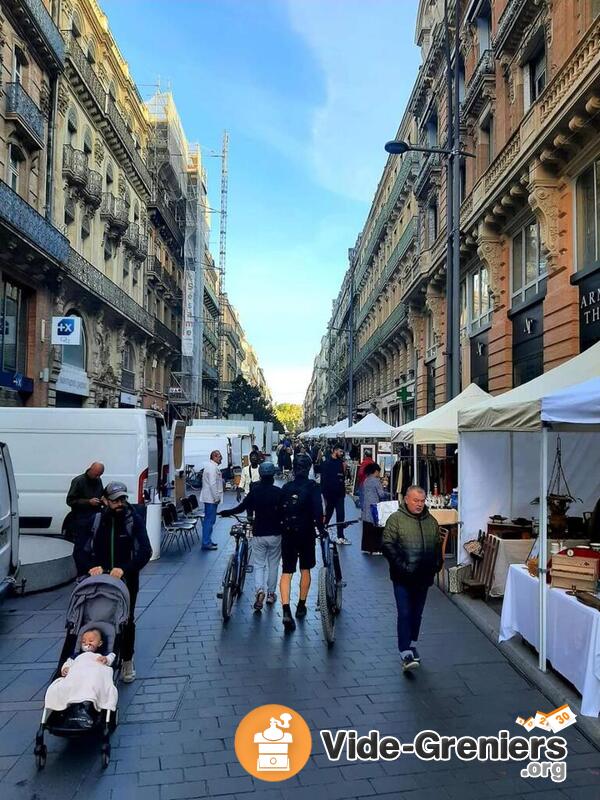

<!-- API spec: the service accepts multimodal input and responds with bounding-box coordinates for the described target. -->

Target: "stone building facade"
[309,0,600,427]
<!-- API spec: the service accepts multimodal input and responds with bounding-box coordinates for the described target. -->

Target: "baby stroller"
[35,574,130,769]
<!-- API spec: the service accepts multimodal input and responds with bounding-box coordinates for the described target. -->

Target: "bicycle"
[216,514,253,623]
[185,464,202,493]
[317,520,358,647]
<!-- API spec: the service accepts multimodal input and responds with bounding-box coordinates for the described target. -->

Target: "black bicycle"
[318,520,358,647]
[217,514,253,623]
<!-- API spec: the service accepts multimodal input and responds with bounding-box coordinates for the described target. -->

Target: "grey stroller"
[35,574,130,769]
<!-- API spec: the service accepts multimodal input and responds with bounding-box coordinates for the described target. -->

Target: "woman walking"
[361,462,389,554]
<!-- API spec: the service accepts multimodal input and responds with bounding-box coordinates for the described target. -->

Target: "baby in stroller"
[35,574,130,769]
[44,626,118,720]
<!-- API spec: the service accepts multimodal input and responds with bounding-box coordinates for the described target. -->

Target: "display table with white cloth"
[490,538,592,598]
[500,564,600,716]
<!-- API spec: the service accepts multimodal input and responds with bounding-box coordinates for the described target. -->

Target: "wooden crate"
[551,554,599,591]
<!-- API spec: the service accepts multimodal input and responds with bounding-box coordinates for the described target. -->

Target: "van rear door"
[145,413,165,500]
[170,420,186,503]
[0,442,19,593]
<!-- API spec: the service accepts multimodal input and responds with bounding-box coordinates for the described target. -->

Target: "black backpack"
[281,480,315,536]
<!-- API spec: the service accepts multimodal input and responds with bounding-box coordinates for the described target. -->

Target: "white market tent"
[392,383,491,474]
[458,340,600,673]
[324,418,350,438]
[344,412,395,439]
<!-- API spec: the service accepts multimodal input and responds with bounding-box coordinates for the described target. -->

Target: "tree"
[275,403,303,434]
[226,375,283,430]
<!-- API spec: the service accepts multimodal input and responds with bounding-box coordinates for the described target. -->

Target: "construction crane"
[216,131,229,417]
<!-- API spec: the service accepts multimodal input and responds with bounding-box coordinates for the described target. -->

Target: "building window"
[426,201,438,247]
[13,46,26,85]
[71,9,83,38]
[511,221,547,305]
[67,107,78,146]
[425,111,438,147]
[83,127,93,157]
[106,161,114,189]
[481,114,494,168]
[86,38,96,65]
[122,343,135,390]
[525,45,546,109]
[425,313,437,362]
[467,264,491,331]
[576,160,600,272]
[426,363,436,413]
[0,274,28,375]
[7,144,23,194]
[476,1,492,54]
[62,312,87,369]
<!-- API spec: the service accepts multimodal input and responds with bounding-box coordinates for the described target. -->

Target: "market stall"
[458,345,600,684]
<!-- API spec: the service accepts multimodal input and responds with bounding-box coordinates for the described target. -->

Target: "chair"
[161,506,189,553]
[182,495,203,522]
[435,527,449,590]
[462,532,500,599]
[166,502,198,547]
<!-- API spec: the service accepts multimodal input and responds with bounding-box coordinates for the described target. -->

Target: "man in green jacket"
[382,485,442,672]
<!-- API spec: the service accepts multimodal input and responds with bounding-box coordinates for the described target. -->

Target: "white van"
[0,442,19,599]
[0,408,167,536]
[184,431,231,473]
[189,420,253,467]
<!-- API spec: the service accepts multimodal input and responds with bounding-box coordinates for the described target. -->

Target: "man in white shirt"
[239,451,261,495]
[199,450,223,551]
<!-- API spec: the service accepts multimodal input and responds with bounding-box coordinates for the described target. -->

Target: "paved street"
[0,495,598,800]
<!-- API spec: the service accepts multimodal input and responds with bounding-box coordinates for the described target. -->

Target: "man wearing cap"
[220,461,283,610]
[73,481,152,683]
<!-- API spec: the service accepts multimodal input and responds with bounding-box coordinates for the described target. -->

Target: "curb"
[447,589,600,750]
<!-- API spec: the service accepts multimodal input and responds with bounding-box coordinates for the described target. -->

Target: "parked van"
[0,442,19,599]
[184,431,230,473]
[0,409,167,536]
[189,420,253,467]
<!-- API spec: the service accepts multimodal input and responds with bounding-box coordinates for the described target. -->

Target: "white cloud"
[285,0,420,202]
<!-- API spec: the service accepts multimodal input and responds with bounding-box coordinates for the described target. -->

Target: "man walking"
[279,453,326,632]
[220,461,282,610]
[73,481,152,683]
[200,450,223,551]
[239,450,261,495]
[381,485,442,672]
[320,444,350,545]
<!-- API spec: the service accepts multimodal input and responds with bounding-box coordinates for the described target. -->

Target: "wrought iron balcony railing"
[100,192,129,234]
[148,190,185,249]
[3,0,64,73]
[65,248,154,333]
[83,169,102,208]
[202,362,219,382]
[203,279,219,312]
[62,144,88,187]
[462,50,495,117]
[0,178,69,264]
[5,82,45,148]
[154,317,180,351]
[122,221,140,252]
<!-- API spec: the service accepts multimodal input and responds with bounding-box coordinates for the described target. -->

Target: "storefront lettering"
[580,288,600,325]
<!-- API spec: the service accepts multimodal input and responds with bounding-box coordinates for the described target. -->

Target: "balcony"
[203,323,219,349]
[0,177,69,264]
[355,302,408,370]
[122,221,140,253]
[100,192,129,236]
[64,33,151,194]
[5,82,44,149]
[462,50,495,119]
[204,279,219,313]
[83,169,102,208]
[3,0,65,73]
[202,362,219,383]
[147,257,165,287]
[413,152,442,200]
[148,190,185,250]
[62,144,88,188]
[65,248,154,334]
[223,323,242,351]
[493,0,543,58]
[154,317,180,351]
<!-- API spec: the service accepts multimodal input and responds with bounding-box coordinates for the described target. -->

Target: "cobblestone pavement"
[0,495,598,800]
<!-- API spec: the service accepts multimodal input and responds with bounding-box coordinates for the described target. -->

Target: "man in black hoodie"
[320,443,350,545]
[73,481,152,683]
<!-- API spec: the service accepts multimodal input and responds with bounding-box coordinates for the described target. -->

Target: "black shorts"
[281,533,316,573]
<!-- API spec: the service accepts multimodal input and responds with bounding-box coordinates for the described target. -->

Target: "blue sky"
[101,0,421,404]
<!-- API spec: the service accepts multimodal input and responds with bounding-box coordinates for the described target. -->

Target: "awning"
[392,383,491,444]
[343,412,395,439]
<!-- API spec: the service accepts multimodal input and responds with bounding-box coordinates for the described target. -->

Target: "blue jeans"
[202,503,218,547]
[393,582,429,656]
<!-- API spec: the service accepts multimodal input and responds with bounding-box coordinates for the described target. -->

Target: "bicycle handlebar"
[324,519,359,530]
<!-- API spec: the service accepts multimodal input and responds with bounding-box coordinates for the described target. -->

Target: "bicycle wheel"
[318,566,335,646]
[237,540,248,596]
[221,555,236,622]
[332,547,343,614]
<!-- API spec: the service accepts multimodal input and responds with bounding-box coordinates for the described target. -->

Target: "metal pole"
[444,0,454,402]
[347,260,355,427]
[451,0,462,399]
[538,425,549,672]
[413,440,418,484]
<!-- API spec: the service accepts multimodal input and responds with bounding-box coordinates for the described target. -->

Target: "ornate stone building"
[308,0,600,426]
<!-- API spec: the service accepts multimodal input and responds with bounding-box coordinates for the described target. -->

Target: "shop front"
[578,269,600,351]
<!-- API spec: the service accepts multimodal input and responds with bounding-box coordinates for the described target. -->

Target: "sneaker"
[295,602,307,619]
[411,646,421,663]
[401,653,419,672]
[201,543,218,551]
[282,609,296,632]
[266,592,276,605]
[121,660,136,683]
[337,537,352,546]
[253,591,265,611]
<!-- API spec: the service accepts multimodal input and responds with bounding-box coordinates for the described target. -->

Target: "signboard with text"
[579,273,600,352]
[182,271,195,357]
[51,316,81,346]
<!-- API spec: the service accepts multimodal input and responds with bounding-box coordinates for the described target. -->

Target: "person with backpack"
[219,461,282,610]
[72,481,152,683]
[279,453,327,632]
